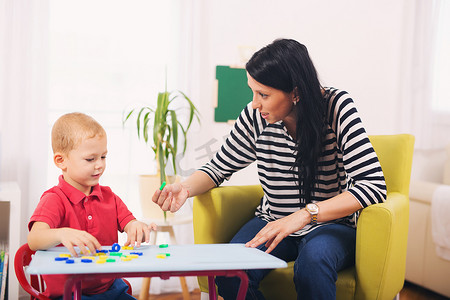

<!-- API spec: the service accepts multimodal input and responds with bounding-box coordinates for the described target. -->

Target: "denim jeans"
[53,278,136,300]
[215,217,356,300]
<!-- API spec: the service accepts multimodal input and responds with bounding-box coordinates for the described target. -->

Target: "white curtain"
[0,0,50,251]
[399,0,449,149]
[1,0,200,296]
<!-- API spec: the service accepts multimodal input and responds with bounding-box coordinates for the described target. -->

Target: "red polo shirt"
[29,175,136,298]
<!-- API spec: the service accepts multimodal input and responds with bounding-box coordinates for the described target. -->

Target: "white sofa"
[406,145,450,298]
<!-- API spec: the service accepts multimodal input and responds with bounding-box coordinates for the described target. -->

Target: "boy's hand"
[59,227,102,257]
[28,222,101,257]
[124,220,157,248]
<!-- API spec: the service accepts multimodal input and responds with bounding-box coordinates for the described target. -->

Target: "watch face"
[306,203,319,214]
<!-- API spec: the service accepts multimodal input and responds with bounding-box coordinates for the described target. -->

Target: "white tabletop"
[27,243,287,275]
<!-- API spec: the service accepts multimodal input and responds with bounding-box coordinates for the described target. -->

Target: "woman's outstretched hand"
[152,182,189,213]
[245,210,309,253]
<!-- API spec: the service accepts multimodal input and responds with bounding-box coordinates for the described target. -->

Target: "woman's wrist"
[180,182,190,198]
[299,209,311,227]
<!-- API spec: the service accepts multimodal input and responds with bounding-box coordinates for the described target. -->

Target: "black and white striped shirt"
[199,88,387,236]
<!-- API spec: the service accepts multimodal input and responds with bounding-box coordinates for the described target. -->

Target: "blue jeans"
[215,217,356,300]
[53,279,135,300]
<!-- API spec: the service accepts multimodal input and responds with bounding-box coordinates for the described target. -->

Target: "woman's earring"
[293,101,297,106]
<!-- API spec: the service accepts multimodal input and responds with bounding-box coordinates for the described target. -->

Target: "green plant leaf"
[122,78,200,178]
[178,90,201,131]
[170,110,178,155]
[143,111,151,144]
[136,107,145,139]
[122,109,135,126]
[158,142,166,184]
[178,122,188,153]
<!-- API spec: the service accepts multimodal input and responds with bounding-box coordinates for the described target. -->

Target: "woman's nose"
[251,95,260,110]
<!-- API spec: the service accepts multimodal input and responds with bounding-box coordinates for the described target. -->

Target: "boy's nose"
[95,161,104,170]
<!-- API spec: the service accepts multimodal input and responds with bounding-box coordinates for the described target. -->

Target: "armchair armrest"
[193,185,264,293]
[355,192,409,299]
[193,185,263,244]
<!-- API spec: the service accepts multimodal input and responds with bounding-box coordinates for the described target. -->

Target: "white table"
[27,243,287,300]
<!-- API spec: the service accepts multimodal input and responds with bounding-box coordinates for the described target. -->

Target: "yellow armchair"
[193,134,414,300]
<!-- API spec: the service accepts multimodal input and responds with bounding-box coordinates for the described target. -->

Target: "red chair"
[14,244,133,299]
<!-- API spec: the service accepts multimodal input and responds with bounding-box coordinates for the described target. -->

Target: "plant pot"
[139,174,178,220]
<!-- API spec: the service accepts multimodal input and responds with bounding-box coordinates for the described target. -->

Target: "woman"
[152,39,386,299]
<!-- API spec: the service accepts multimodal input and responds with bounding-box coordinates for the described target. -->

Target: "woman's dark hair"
[245,39,326,203]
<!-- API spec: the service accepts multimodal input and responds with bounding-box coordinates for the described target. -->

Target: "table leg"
[206,271,248,300]
[74,280,82,300]
[64,277,82,300]
[235,271,249,300]
[207,276,216,300]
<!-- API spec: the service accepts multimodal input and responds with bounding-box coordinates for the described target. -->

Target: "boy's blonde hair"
[51,112,106,154]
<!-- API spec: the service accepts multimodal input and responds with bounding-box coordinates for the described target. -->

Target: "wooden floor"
[140,289,201,300]
[143,281,450,300]
[400,281,449,300]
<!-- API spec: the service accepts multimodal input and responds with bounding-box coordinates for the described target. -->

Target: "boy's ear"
[53,152,66,171]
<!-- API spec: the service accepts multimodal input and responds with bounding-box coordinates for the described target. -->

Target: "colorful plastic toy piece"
[156,254,167,259]
[65,259,75,264]
[111,243,121,252]
[96,249,109,254]
[157,253,170,258]
[96,259,106,264]
[159,181,167,190]
[55,257,69,261]
[59,253,72,258]
[81,259,93,263]
[109,252,123,256]
[106,258,116,262]
[130,252,143,256]
[122,246,134,250]
[121,256,132,262]
[159,244,169,248]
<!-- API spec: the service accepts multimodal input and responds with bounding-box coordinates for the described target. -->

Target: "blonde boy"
[28,112,156,299]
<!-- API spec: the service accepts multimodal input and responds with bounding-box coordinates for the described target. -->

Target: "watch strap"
[310,214,317,225]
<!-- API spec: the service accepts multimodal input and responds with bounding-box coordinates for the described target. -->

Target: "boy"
[28,112,157,299]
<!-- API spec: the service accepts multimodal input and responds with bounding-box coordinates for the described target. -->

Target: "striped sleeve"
[329,90,387,207]
[199,103,258,186]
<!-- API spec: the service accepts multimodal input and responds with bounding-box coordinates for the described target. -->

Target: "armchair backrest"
[369,134,415,196]
[354,134,415,299]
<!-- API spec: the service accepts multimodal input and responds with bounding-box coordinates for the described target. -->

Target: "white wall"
[0,0,423,238]
[182,0,412,186]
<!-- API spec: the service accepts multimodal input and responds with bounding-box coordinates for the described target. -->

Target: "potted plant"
[123,85,200,220]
